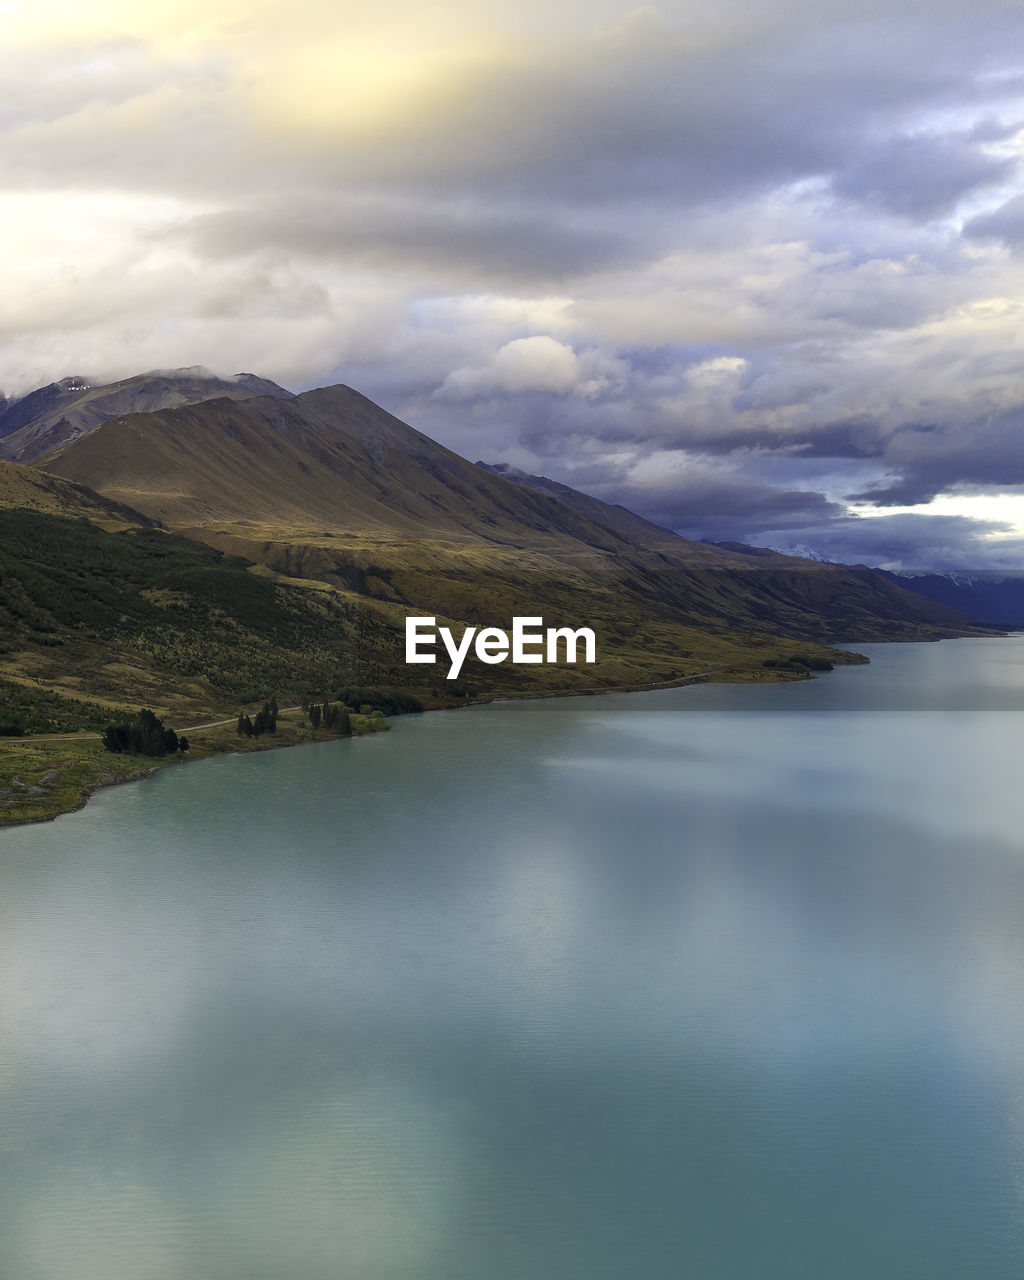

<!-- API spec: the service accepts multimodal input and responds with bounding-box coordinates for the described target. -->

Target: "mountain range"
[0,367,995,729]
[880,569,1024,627]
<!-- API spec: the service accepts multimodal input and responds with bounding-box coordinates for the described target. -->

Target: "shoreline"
[0,711,391,832]
[0,635,968,832]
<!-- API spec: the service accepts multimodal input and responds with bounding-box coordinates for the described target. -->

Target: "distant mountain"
[761,543,835,563]
[0,367,292,463]
[881,570,1024,627]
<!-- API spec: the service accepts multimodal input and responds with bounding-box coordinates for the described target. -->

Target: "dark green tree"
[102,723,129,753]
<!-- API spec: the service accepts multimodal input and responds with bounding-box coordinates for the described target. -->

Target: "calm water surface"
[3,637,1024,1278]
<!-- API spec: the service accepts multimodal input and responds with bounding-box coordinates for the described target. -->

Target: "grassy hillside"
[0,458,154,530]
[0,509,371,722]
[0,505,838,725]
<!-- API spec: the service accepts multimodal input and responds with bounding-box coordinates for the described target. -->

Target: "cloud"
[437,337,627,400]
[605,473,843,542]
[963,194,1024,247]
[5,1,1024,567]
[831,131,1016,219]
[173,198,641,287]
[752,513,1024,571]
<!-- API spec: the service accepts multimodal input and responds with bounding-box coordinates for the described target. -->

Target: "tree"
[102,723,129,753]
[178,736,190,753]
[102,708,174,757]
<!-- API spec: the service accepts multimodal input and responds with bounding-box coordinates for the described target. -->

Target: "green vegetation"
[0,677,129,735]
[0,740,150,826]
[763,652,836,673]
[237,698,279,738]
[333,687,422,715]
[0,509,366,721]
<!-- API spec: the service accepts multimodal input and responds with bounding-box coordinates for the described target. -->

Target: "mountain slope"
[0,508,371,720]
[0,367,292,463]
[0,458,154,529]
[477,461,683,546]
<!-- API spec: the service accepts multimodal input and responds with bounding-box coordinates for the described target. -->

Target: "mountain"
[33,383,986,666]
[38,384,658,544]
[0,367,292,463]
[881,569,1024,627]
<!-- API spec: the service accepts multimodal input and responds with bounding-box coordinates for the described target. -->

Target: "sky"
[5,1,1024,567]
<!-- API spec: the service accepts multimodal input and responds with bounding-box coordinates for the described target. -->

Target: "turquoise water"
[2,637,1024,1278]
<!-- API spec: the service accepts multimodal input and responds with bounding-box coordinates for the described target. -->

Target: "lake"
[2,636,1024,1278]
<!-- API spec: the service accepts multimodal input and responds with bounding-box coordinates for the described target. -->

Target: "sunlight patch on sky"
[849,492,1024,537]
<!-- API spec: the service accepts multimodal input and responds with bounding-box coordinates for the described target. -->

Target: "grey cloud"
[175,199,639,286]
[388,12,1021,214]
[831,132,1016,219]
[586,475,843,542]
[658,418,891,461]
[846,411,1024,505]
[963,193,1024,246]
[4,4,1022,221]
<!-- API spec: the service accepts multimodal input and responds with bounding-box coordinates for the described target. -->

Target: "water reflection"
[1,638,1023,1277]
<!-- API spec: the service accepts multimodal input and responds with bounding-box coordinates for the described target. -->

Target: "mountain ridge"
[0,367,292,463]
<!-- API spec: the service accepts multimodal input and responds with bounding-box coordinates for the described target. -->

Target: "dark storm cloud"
[360,7,1024,218]
[847,410,1024,506]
